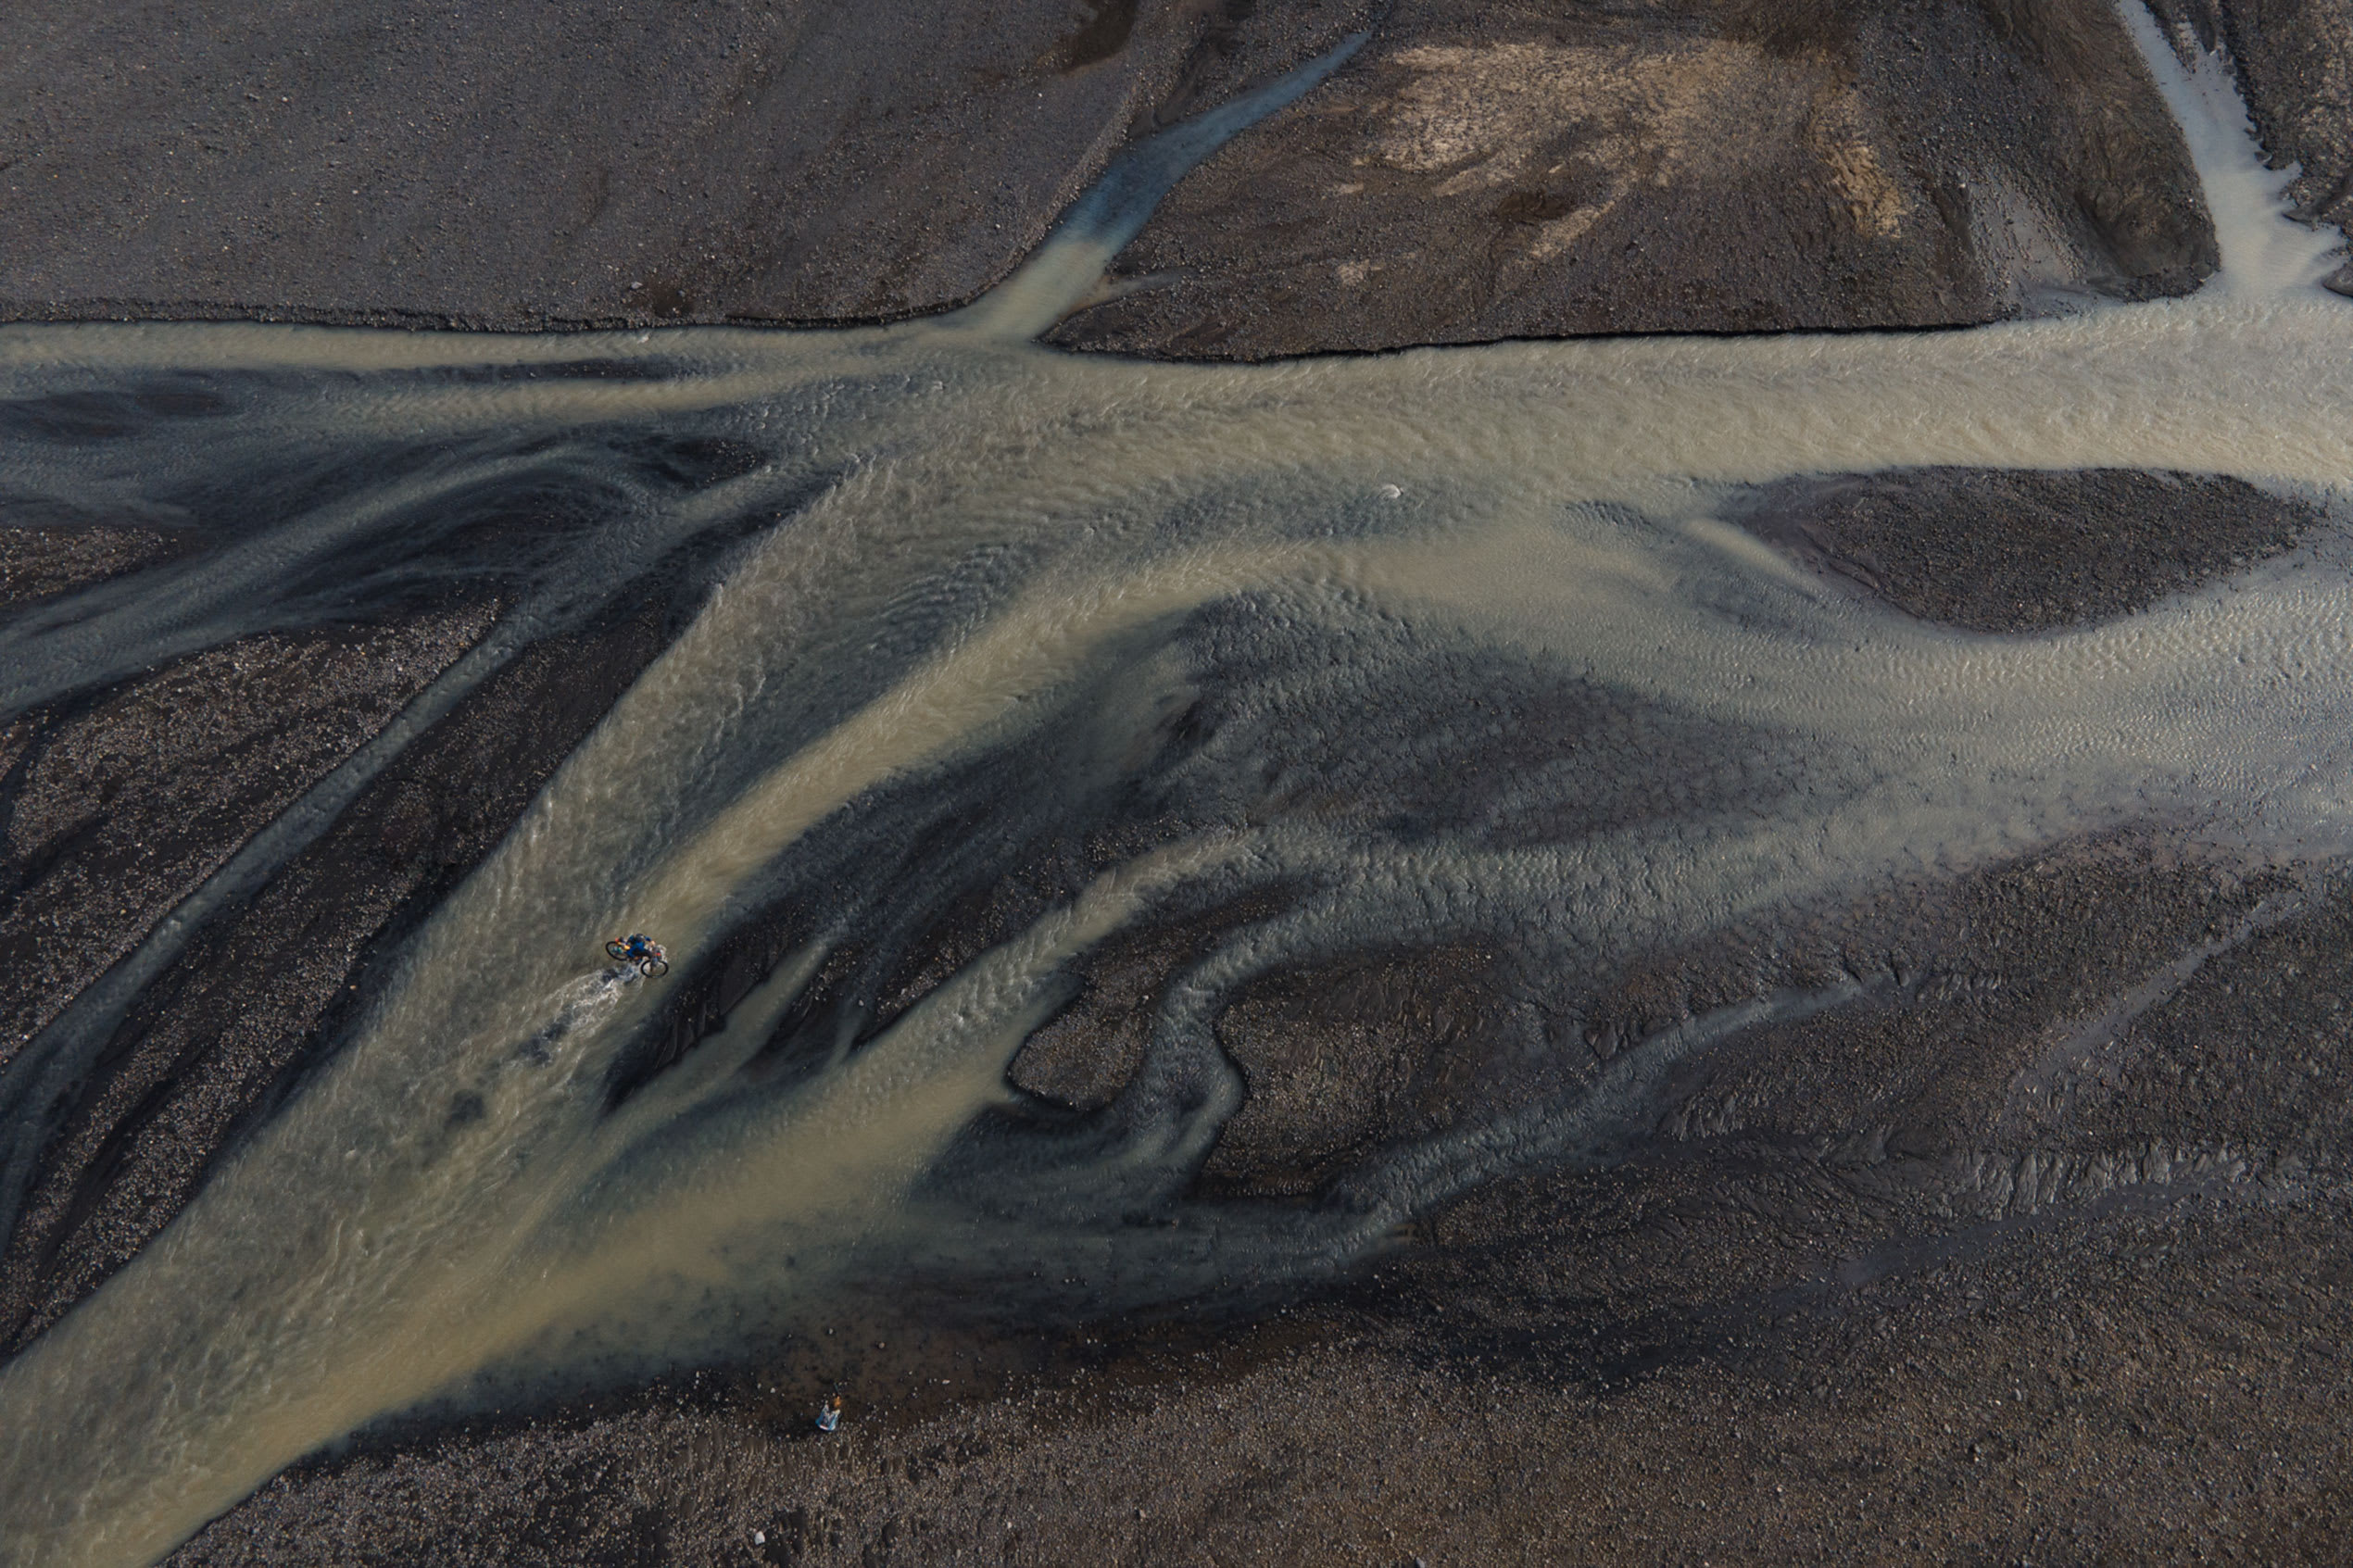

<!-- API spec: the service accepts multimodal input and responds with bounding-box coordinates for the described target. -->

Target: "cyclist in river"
[604,933,670,976]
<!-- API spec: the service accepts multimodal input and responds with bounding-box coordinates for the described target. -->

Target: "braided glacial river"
[3,11,2350,1564]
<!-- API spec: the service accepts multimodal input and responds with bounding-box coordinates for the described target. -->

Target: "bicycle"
[604,937,671,977]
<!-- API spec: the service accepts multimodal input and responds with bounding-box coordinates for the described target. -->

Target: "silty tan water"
[0,10,2349,1565]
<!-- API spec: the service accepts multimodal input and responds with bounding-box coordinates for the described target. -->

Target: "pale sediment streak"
[0,6,2350,1565]
[945,28,1376,341]
[2119,0,2348,300]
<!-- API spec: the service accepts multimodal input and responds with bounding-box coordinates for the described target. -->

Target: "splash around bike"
[603,933,670,977]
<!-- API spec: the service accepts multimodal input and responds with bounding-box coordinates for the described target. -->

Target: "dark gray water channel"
[1,12,2349,1565]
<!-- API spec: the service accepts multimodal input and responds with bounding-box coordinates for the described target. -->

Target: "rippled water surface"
[1,14,2349,1566]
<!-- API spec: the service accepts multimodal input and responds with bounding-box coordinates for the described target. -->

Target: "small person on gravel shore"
[815,1395,843,1433]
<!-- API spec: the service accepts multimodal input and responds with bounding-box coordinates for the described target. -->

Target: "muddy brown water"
[0,12,2348,1566]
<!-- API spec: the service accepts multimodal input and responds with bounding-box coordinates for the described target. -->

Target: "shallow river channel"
[2,10,2349,1565]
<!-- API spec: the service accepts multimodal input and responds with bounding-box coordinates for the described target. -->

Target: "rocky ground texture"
[5,0,2347,345]
[5,0,2353,1562]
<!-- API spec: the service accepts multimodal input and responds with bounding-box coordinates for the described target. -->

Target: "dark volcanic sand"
[164,834,2353,1565]
[1051,0,2225,356]
[2153,0,2353,295]
[0,0,1379,336]
[1737,467,2326,633]
[6,1,2353,1563]
[165,1198,2353,1566]
[6,0,2346,348]
[0,590,695,1350]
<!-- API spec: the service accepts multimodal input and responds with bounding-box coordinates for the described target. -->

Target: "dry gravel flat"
[6,0,2346,350]
[6,2,2353,1562]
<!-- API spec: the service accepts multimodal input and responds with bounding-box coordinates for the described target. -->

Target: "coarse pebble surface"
[6,0,2353,1562]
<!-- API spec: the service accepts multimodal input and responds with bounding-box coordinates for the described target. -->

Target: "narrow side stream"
[0,9,2347,1565]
